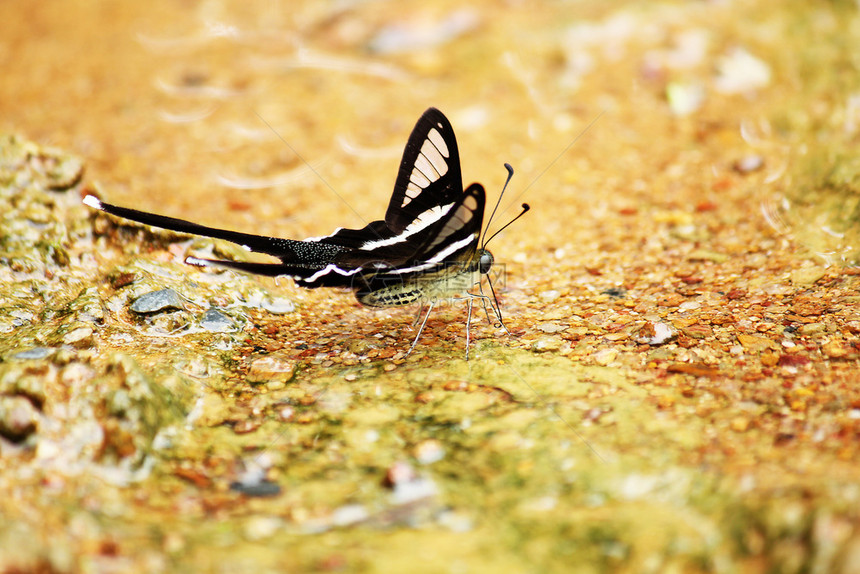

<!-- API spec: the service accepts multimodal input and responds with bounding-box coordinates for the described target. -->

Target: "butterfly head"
[477,249,494,275]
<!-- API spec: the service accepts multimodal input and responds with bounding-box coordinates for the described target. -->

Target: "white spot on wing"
[402,163,432,207]
[420,138,448,177]
[462,195,477,212]
[413,154,439,180]
[428,234,476,263]
[401,130,450,208]
[410,170,431,188]
[427,128,449,157]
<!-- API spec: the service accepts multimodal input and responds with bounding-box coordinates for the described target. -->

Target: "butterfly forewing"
[385,108,463,233]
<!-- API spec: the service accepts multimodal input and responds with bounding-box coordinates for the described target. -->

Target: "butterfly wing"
[385,108,464,233]
[286,107,468,271]
[394,182,485,271]
[83,108,477,291]
[84,194,366,286]
[361,182,486,286]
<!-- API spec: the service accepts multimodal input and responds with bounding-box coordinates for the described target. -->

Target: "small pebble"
[130,289,184,314]
[790,267,827,287]
[247,356,296,384]
[11,375,47,408]
[62,325,94,348]
[601,287,626,298]
[199,308,235,332]
[593,348,618,366]
[532,336,564,352]
[737,333,778,352]
[243,516,283,541]
[714,47,771,94]
[537,322,566,334]
[666,81,705,116]
[230,479,282,497]
[0,396,39,441]
[414,439,445,464]
[798,323,825,336]
[731,417,751,432]
[384,461,417,487]
[331,504,369,527]
[822,340,849,358]
[687,250,729,263]
[438,509,474,533]
[261,297,296,315]
[638,322,677,346]
[391,476,439,505]
[734,155,764,174]
[540,290,561,302]
[12,347,54,360]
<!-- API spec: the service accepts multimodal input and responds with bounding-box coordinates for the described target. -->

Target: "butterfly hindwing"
[367,183,486,280]
[408,182,485,266]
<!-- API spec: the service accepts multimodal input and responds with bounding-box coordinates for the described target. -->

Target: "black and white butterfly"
[84,108,528,357]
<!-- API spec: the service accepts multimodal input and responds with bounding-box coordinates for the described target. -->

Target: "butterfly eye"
[478,250,494,274]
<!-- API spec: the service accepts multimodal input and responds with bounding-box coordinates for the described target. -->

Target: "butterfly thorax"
[357,248,492,308]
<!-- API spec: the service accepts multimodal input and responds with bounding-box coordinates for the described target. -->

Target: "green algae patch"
[776,146,860,264]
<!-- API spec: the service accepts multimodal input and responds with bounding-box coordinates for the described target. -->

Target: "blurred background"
[4,1,858,266]
[3,1,860,572]
[6,0,857,264]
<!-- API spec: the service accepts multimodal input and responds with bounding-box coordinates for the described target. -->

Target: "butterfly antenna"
[481,163,515,248]
[483,203,530,247]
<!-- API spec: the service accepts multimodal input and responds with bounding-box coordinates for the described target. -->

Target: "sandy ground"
[2,1,860,572]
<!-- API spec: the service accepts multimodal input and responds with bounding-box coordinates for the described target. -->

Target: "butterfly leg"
[477,282,510,334]
[465,297,474,360]
[477,284,495,326]
[411,303,426,328]
[470,291,509,334]
[483,276,512,335]
[407,301,434,356]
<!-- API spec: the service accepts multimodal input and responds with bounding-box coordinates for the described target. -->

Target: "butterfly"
[83,108,528,357]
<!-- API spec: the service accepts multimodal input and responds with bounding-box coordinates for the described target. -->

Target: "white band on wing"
[358,202,455,251]
[385,235,476,275]
[302,263,363,283]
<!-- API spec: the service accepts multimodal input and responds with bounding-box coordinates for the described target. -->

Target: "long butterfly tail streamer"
[85,195,313,260]
[185,257,302,277]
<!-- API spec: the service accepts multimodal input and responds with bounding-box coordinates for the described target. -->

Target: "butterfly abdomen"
[357,285,424,307]
[357,264,481,308]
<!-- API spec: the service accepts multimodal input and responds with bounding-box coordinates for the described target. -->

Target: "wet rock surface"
[130,288,184,314]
